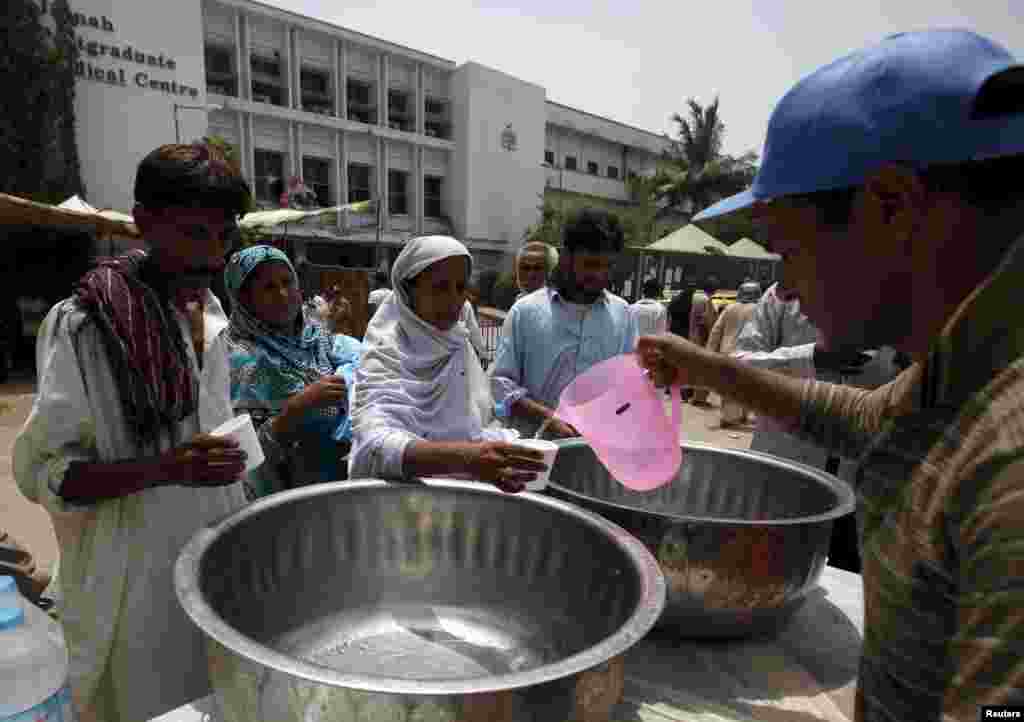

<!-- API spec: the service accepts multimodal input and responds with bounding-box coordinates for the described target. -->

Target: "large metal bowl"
[175,479,665,722]
[546,440,855,640]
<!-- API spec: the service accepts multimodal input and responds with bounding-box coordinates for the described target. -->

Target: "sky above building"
[265,0,1024,158]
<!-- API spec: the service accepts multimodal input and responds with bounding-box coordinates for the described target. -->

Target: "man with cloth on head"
[491,208,638,438]
[13,142,251,721]
[706,279,761,427]
[687,276,720,406]
[637,30,1024,720]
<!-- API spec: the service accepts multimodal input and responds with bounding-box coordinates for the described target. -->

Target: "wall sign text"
[37,0,200,99]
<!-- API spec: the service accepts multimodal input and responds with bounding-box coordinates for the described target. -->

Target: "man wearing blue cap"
[638,29,1024,721]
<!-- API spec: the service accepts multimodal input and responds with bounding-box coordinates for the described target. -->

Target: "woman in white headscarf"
[348,236,545,491]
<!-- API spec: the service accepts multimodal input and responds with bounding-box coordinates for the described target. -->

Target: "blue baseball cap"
[695,29,1024,221]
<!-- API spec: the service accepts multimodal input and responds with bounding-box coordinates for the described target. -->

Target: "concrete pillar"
[336,130,346,230]
[236,110,248,181]
[415,145,424,234]
[246,113,255,199]
[288,121,297,178]
[284,26,294,109]
[416,64,425,136]
[380,137,389,231]
[294,122,303,186]
[237,13,250,101]
[335,38,345,119]
[379,54,388,128]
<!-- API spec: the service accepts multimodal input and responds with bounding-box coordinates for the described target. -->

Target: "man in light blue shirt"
[491,208,638,438]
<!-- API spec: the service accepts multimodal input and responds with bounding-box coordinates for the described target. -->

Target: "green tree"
[657,97,758,216]
[521,194,565,247]
[1,0,84,204]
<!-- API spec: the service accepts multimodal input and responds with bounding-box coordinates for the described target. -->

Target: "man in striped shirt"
[638,30,1024,721]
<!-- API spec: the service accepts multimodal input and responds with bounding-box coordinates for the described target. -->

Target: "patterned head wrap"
[224,245,334,391]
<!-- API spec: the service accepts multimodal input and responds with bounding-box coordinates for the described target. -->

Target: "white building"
[41,0,670,270]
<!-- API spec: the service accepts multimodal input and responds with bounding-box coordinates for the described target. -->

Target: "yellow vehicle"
[658,289,738,314]
[711,290,737,315]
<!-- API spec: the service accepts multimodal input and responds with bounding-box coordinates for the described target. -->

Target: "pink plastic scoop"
[552,354,682,491]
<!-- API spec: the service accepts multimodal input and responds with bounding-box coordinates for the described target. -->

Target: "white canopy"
[57,195,98,214]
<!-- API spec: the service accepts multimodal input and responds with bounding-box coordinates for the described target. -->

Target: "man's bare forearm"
[403,441,476,478]
[61,457,170,504]
[691,346,808,430]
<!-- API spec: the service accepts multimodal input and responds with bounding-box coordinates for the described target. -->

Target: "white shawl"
[349,236,502,478]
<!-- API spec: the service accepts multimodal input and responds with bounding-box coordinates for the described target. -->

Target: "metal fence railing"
[477,307,506,370]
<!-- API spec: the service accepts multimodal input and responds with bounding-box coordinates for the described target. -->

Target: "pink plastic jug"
[553,354,682,491]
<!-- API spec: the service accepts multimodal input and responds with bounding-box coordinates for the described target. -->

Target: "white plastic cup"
[210,414,265,474]
[514,439,559,492]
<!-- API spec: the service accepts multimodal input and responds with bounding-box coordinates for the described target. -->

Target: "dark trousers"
[825,456,861,573]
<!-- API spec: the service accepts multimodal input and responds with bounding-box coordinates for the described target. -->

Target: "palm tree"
[671,97,724,171]
[656,97,758,216]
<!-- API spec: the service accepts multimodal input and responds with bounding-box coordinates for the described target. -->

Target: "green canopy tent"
[636,224,729,298]
[726,237,781,260]
[726,237,781,286]
[646,224,730,255]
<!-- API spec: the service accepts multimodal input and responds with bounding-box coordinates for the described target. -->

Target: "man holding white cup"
[13,142,253,722]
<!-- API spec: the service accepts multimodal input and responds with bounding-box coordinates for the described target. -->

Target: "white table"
[152,566,864,722]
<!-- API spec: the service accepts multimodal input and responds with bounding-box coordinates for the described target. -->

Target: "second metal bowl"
[546,440,856,639]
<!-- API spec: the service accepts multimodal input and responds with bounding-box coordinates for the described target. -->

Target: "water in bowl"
[280,604,562,681]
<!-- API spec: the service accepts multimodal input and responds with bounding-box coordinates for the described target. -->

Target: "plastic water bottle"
[0,575,55,640]
[0,579,76,721]
[0,575,18,609]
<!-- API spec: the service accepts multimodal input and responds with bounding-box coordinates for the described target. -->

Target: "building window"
[608,165,619,179]
[424,96,450,139]
[300,67,332,115]
[424,175,443,218]
[587,161,599,175]
[347,163,373,203]
[564,155,577,171]
[388,90,414,132]
[347,78,377,124]
[544,150,555,166]
[302,157,331,207]
[388,169,409,215]
[251,52,284,106]
[205,44,236,96]
[254,150,285,204]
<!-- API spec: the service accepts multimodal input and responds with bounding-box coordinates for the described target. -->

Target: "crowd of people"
[2,26,1023,722]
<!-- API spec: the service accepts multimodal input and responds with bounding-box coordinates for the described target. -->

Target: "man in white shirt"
[13,142,250,721]
[732,280,901,572]
[630,279,669,336]
[707,280,761,427]
[732,282,873,465]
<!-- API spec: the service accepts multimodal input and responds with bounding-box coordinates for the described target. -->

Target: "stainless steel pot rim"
[548,439,857,525]
[174,478,667,696]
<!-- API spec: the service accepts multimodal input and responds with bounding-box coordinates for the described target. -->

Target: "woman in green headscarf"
[224,245,364,499]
